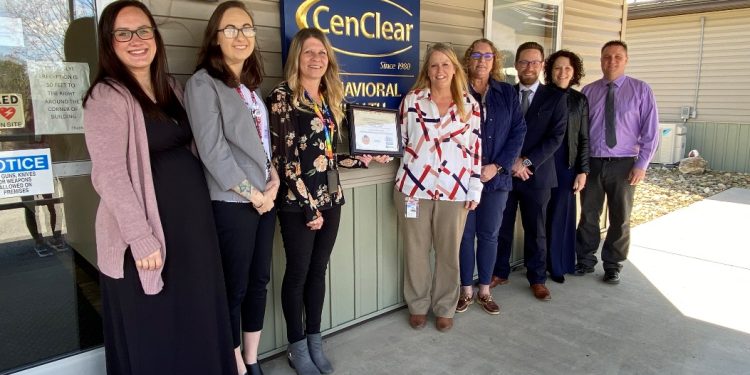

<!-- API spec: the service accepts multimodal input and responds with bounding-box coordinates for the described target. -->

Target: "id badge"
[327,169,340,194]
[404,197,419,219]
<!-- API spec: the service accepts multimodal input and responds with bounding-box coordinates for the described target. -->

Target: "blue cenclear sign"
[0,149,55,198]
[281,0,420,109]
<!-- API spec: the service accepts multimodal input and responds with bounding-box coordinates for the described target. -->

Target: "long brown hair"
[83,0,182,121]
[284,28,345,125]
[195,1,264,89]
[412,43,470,121]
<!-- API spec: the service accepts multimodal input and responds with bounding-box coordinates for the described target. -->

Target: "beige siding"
[562,0,626,86]
[627,8,750,124]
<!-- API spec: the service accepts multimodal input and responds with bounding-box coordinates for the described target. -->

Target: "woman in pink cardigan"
[83,1,236,374]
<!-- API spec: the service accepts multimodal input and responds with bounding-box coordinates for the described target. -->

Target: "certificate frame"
[346,104,403,156]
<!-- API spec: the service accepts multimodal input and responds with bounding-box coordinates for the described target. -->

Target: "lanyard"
[236,86,271,181]
[304,90,335,161]
[235,87,264,141]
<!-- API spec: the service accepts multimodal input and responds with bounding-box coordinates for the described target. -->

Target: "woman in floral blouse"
[267,27,387,375]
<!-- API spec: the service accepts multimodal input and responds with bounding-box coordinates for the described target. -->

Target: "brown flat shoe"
[435,317,453,332]
[489,276,509,288]
[530,283,551,301]
[409,314,427,329]
[477,294,500,315]
[455,294,473,313]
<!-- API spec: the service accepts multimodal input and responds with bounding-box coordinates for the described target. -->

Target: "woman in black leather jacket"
[543,49,590,283]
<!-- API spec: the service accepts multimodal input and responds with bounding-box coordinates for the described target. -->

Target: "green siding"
[685,122,750,173]
[257,181,532,357]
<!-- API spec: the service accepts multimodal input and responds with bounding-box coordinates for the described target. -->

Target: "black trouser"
[576,157,636,271]
[278,206,341,343]
[212,201,276,348]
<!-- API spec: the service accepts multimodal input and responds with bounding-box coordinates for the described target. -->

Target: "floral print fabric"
[267,82,364,221]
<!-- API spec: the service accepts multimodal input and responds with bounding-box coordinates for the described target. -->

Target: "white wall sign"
[0,17,24,48]
[0,148,54,198]
[27,61,90,135]
[0,93,26,129]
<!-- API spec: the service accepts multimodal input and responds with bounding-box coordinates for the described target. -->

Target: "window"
[486,0,562,83]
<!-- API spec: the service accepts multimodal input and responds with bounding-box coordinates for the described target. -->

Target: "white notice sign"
[27,61,90,135]
[0,149,55,198]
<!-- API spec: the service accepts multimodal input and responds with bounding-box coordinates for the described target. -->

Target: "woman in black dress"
[543,49,590,283]
[83,2,236,374]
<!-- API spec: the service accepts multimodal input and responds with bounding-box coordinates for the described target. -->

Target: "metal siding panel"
[562,0,626,86]
[353,186,379,317]
[377,183,400,309]
[628,9,750,124]
[329,190,355,327]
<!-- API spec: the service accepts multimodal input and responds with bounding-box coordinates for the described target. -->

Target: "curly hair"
[462,38,504,82]
[544,49,585,88]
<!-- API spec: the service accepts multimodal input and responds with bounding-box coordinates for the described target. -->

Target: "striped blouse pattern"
[396,88,483,203]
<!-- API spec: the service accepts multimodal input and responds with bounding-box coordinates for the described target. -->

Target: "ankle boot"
[306,333,333,374]
[287,338,321,375]
[245,362,263,375]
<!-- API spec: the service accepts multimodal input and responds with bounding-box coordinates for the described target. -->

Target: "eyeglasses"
[517,60,543,68]
[113,27,155,42]
[470,52,494,61]
[217,26,256,39]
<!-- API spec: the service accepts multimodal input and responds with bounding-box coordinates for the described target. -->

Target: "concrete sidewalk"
[262,188,750,375]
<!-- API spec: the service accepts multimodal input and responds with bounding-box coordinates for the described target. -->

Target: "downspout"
[692,16,706,120]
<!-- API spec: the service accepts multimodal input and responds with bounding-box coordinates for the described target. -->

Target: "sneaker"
[603,270,621,284]
[573,264,594,276]
[476,294,500,315]
[455,293,473,313]
[47,237,69,252]
[34,243,53,257]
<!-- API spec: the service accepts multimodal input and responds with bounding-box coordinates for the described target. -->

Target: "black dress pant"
[495,188,552,284]
[278,206,341,343]
[212,201,276,348]
[576,157,636,271]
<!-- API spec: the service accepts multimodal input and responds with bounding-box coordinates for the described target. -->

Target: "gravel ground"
[631,166,750,226]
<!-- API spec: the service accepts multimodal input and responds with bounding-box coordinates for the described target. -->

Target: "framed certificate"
[346,104,403,156]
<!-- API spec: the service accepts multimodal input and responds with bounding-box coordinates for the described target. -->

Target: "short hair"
[544,49,585,87]
[412,43,470,121]
[515,41,544,62]
[284,28,345,125]
[195,1,264,89]
[602,40,628,55]
[462,38,505,82]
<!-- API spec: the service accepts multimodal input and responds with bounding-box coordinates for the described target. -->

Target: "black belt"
[591,156,636,161]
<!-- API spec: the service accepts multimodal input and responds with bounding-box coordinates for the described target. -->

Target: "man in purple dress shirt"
[574,40,659,284]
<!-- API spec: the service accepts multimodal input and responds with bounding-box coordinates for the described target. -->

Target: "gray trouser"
[576,157,636,271]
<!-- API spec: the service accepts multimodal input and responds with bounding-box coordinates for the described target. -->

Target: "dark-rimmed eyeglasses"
[470,52,494,61]
[113,27,155,42]
[217,26,256,39]
[517,60,543,68]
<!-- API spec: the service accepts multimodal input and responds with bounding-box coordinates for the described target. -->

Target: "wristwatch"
[494,163,503,174]
[521,158,533,168]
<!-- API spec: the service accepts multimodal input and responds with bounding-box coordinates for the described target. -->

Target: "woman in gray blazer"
[184,2,277,375]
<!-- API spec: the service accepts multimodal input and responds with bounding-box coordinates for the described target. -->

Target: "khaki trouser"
[395,189,469,318]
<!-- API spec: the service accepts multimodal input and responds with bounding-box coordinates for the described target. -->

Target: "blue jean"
[459,189,509,286]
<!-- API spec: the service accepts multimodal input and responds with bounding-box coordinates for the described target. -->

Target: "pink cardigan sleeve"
[84,84,161,260]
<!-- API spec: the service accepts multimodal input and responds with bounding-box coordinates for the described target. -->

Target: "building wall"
[627,8,750,172]
[562,0,626,86]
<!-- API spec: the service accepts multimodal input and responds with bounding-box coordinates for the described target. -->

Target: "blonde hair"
[284,28,345,125]
[463,38,505,82]
[412,43,470,121]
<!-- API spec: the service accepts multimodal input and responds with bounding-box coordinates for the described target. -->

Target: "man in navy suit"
[491,42,567,301]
